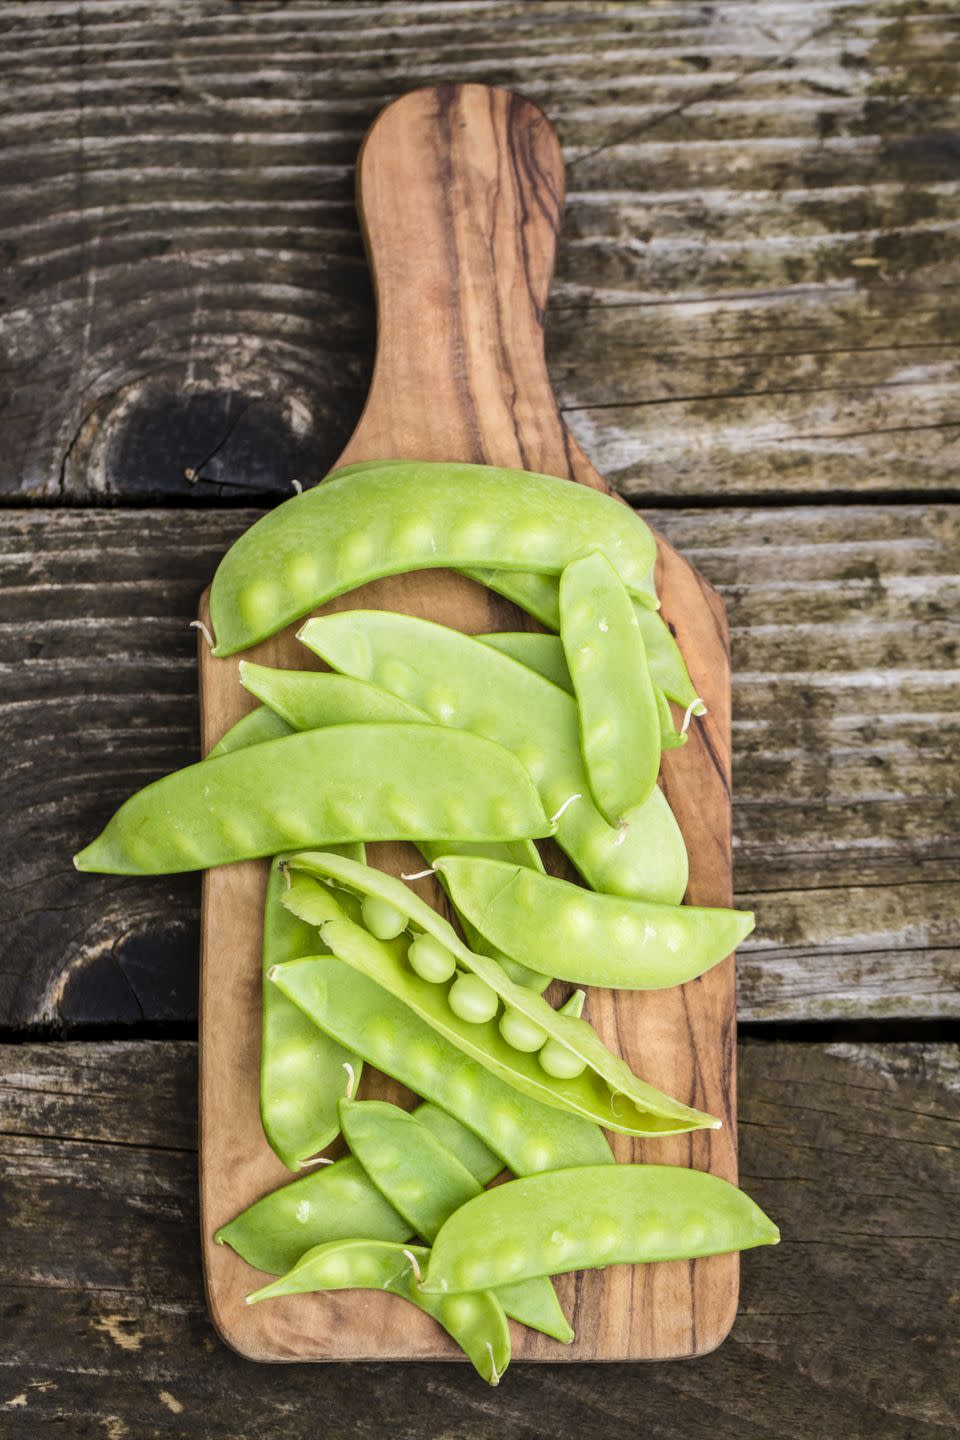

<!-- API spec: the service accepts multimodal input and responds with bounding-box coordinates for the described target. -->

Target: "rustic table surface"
[1,2,957,1436]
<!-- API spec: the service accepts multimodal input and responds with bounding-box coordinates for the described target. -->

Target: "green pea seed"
[499,1006,547,1053]
[538,1039,587,1080]
[448,974,499,1025]
[361,895,407,940]
[408,933,457,984]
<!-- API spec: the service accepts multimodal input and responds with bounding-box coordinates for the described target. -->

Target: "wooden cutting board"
[197,83,737,1364]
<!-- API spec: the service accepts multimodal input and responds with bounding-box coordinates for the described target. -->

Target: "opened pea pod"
[277,852,718,1135]
[247,1239,511,1385]
[73,724,550,875]
[208,460,659,655]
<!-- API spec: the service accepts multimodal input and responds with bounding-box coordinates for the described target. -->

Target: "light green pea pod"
[241,662,432,728]
[477,632,688,752]
[260,854,364,1170]
[216,1101,502,1277]
[209,461,658,655]
[477,632,574,693]
[339,1099,572,1343]
[421,1166,780,1295]
[272,953,614,1174]
[436,855,755,990]
[467,568,705,713]
[73,724,550,875]
[559,551,661,823]
[247,1239,510,1385]
[207,705,293,757]
[299,612,688,905]
[279,857,717,1135]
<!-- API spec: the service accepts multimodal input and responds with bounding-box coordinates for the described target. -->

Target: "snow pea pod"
[259,852,364,1170]
[271,954,614,1174]
[421,1166,780,1294]
[339,1099,572,1343]
[240,662,431,729]
[467,567,704,712]
[73,724,550,875]
[278,861,717,1135]
[477,632,686,751]
[477,632,574,694]
[247,1239,510,1385]
[559,551,661,823]
[436,855,755,990]
[299,612,688,905]
[207,705,293,757]
[216,1101,502,1277]
[208,461,659,655]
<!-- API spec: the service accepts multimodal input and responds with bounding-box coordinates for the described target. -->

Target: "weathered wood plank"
[1,1038,956,1436]
[0,0,957,502]
[1,503,956,1030]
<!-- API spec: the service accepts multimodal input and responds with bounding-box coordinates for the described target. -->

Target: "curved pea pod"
[339,1099,573,1343]
[207,705,293,757]
[299,611,688,905]
[422,1167,779,1295]
[436,855,755,990]
[208,460,659,655]
[240,661,431,729]
[73,724,550,875]
[467,568,705,712]
[560,551,661,823]
[271,953,614,1174]
[259,854,364,1170]
[247,1239,510,1385]
[478,632,687,752]
[279,859,717,1135]
[216,1101,502,1276]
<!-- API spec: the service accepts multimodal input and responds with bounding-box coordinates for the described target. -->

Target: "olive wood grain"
[197,84,736,1363]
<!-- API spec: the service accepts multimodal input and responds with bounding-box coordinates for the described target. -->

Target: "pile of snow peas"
[75,460,778,1383]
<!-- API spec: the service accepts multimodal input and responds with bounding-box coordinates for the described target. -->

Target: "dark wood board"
[1,1,957,505]
[196,83,736,1364]
[2,1038,957,1438]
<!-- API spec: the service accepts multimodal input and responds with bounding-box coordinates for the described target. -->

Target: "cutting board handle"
[338,83,597,482]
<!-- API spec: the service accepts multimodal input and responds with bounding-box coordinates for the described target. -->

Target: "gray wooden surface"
[1,0,957,1434]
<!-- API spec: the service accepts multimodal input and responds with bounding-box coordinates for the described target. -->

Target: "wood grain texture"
[1,1038,956,1438]
[196,83,736,1365]
[4,502,956,1031]
[1,0,957,503]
